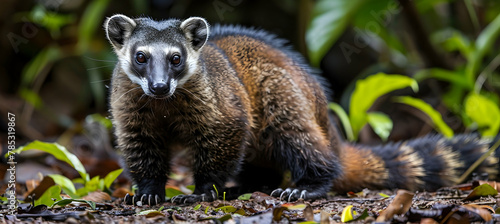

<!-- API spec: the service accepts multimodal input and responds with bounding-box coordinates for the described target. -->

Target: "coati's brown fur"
[105,15,499,205]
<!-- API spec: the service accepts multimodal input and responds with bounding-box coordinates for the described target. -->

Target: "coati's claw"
[279,188,292,200]
[288,189,301,202]
[270,188,283,197]
[271,188,311,201]
[300,190,308,199]
[123,193,163,206]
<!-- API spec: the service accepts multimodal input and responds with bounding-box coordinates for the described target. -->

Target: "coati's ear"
[104,14,137,51]
[180,17,209,51]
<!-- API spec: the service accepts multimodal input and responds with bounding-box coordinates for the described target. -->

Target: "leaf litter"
[3,181,500,223]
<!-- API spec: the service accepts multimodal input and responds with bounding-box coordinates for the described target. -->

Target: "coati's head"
[104,15,209,98]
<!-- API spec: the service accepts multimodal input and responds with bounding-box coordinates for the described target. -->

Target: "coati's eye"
[171,55,181,65]
[135,52,147,64]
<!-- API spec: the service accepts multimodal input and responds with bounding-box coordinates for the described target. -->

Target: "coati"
[104,14,500,205]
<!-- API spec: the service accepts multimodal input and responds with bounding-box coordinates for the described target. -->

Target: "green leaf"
[436,30,472,59]
[30,5,75,38]
[35,185,62,207]
[86,113,113,130]
[165,187,184,199]
[193,204,202,210]
[329,103,354,141]
[51,199,96,210]
[186,185,195,192]
[464,93,500,137]
[217,214,233,222]
[414,68,473,90]
[21,46,60,87]
[18,88,44,109]
[367,112,393,142]
[12,141,89,181]
[395,96,454,137]
[47,174,77,198]
[464,183,498,201]
[84,176,101,193]
[237,193,252,201]
[215,205,237,213]
[77,0,112,53]
[306,0,368,66]
[137,209,165,217]
[103,169,123,189]
[466,13,500,82]
[378,193,390,198]
[350,73,418,139]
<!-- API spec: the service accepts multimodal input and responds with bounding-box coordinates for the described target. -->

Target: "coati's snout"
[149,81,170,96]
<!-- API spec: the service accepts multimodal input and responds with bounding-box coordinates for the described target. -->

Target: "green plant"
[8,141,123,206]
[308,0,500,139]
[330,73,452,141]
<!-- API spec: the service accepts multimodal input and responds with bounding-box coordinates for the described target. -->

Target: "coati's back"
[205,25,341,152]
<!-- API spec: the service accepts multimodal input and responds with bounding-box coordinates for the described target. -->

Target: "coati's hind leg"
[258,68,342,201]
[263,124,341,201]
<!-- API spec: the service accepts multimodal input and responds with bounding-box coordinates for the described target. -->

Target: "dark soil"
[3,185,500,223]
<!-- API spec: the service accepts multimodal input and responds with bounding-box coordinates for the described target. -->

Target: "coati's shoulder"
[208,24,331,97]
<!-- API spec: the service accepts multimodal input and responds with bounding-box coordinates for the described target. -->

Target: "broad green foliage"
[395,96,454,138]
[366,112,393,142]
[309,0,500,139]
[306,0,367,66]
[466,13,500,83]
[465,93,500,137]
[48,174,78,198]
[237,193,252,201]
[349,73,418,140]
[51,199,96,209]
[12,141,89,182]
[10,141,123,206]
[165,188,184,199]
[104,169,124,189]
[77,0,112,53]
[35,185,62,207]
[329,73,419,141]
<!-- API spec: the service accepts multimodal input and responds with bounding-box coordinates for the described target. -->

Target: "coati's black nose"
[149,82,170,96]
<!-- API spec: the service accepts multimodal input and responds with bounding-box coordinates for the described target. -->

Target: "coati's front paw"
[270,188,325,201]
[170,190,217,204]
[124,193,163,206]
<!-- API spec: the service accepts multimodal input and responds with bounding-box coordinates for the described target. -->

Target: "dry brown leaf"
[25,179,40,193]
[303,205,314,221]
[461,204,492,222]
[111,187,132,198]
[420,218,439,224]
[24,176,55,202]
[320,210,330,224]
[82,190,111,203]
[375,189,414,222]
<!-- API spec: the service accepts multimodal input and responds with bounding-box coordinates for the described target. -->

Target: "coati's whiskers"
[111,87,141,106]
[86,65,116,71]
[83,56,118,63]
[177,87,206,104]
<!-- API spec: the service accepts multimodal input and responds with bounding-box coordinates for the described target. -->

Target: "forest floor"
[3,182,500,223]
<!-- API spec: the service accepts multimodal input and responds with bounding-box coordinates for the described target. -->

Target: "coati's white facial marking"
[121,44,187,99]
[169,79,177,96]
[106,15,209,99]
